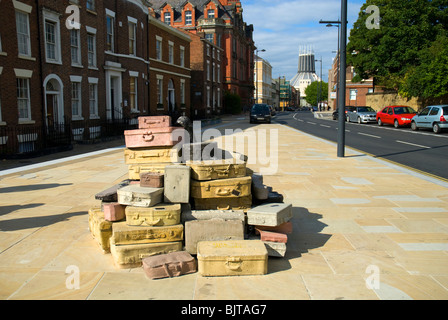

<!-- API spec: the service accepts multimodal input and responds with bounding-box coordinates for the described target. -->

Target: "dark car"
[250,104,271,124]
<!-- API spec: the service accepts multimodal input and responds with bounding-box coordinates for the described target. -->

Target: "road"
[273,111,448,181]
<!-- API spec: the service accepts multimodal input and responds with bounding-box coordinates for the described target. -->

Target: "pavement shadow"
[0,203,44,217]
[0,183,73,193]
[0,211,86,232]
[268,206,331,274]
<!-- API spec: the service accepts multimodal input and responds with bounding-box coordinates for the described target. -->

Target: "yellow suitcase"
[186,158,247,181]
[190,176,252,199]
[197,240,268,276]
[124,147,179,164]
[125,203,181,227]
[193,195,252,211]
[88,207,113,254]
[110,239,182,269]
[111,222,184,245]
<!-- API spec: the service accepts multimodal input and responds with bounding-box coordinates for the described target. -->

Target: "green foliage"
[223,91,242,114]
[304,81,328,106]
[347,0,448,98]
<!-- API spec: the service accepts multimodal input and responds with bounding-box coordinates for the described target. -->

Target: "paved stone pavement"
[1,115,448,300]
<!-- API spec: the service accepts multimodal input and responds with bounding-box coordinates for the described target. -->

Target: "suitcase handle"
[163,262,183,277]
[215,188,232,196]
[225,257,242,271]
[142,132,154,142]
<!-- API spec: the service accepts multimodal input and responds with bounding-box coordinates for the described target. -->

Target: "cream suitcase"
[193,195,252,211]
[190,176,251,199]
[112,222,184,245]
[110,239,182,269]
[117,185,163,207]
[247,203,293,227]
[128,163,172,180]
[124,147,179,164]
[88,207,113,253]
[197,240,268,276]
[125,203,181,227]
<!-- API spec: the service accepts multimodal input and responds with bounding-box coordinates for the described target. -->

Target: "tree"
[223,91,242,115]
[347,0,448,98]
[304,81,328,106]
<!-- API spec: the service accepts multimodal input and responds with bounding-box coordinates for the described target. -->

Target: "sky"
[242,0,367,83]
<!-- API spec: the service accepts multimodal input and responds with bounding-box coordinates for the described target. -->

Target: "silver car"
[411,105,448,134]
[346,106,377,124]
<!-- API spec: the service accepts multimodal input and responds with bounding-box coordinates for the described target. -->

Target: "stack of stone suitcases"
[88,116,293,279]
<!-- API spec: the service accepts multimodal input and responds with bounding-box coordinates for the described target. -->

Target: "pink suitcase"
[140,172,164,188]
[142,251,196,279]
[256,228,288,243]
[138,116,171,129]
[102,202,126,222]
[124,127,184,148]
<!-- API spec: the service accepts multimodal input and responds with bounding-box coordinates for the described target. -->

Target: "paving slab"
[0,118,447,301]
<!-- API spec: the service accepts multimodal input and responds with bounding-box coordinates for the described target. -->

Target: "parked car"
[333,106,356,120]
[250,104,271,124]
[376,106,417,128]
[346,106,377,124]
[411,105,448,134]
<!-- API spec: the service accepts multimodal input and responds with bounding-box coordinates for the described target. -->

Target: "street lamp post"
[315,57,322,110]
[319,0,347,158]
[255,49,266,104]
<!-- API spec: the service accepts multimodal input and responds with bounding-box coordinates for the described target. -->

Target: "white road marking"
[396,140,431,149]
[358,132,381,139]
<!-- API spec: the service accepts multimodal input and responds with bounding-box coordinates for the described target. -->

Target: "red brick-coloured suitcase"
[140,172,164,188]
[142,251,197,279]
[102,202,126,222]
[124,127,184,148]
[255,228,288,243]
[138,116,171,129]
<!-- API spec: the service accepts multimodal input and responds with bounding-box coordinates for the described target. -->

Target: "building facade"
[254,55,272,105]
[147,11,192,119]
[184,29,224,119]
[0,0,194,156]
[149,0,255,110]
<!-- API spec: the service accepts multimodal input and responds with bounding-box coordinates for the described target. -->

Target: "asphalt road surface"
[273,111,448,181]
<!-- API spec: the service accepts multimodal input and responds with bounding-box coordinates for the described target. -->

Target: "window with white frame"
[205,34,213,44]
[168,41,174,64]
[164,12,171,25]
[128,20,136,56]
[106,13,115,52]
[71,81,82,118]
[207,9,215,19]
[16,11,31,57]
[43,10,61,63]
[217,64,221,83]
[206,86,210,108]
[180,46,185,67]
[130,76,138,111]
[156,36,162,60]
[70,29,81,66]
[17,78,31,121]
[217,88,221,108]
[213,63,216,82]
[87,31,97,68]
[350,89,357,100]
[89,80,98,118]
[185,10,192,25]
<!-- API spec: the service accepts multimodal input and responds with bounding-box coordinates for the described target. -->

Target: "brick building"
[328,53,374,110]
[147,10,191,119]
[182,29,224,119]
[0,0,194,156]
[149,0,255,110]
